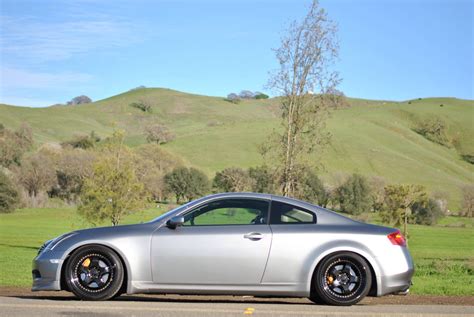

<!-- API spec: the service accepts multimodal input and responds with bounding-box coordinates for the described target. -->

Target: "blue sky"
[0,0,472,107]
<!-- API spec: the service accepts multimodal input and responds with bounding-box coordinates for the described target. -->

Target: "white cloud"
[1,67,93,89]
[0,95,58,108]
[0,13,144,62]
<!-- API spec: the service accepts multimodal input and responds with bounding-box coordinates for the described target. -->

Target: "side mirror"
[166,216,185,229]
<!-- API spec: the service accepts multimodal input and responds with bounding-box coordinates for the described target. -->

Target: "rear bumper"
[376,246,414,296]
[31,251,64,291]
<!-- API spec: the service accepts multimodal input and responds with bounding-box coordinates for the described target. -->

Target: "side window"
[270,201,316,224]
[183,199,269,226]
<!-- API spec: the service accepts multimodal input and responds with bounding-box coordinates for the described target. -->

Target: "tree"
[334,174,372,214]
[144,124,174,144]
[0,170,19,213]
[299,169,329,207]
[67,95,92,105]
[164,167,210,203]
[62,131,101,149]
[78,156,145,226]
[248,165,277,194]
[213,167,254,192]
[461,184,474,217]
[239,90,255,99]
[133,144,183,201]
[0,123,33,167]
[368,176,386,212]
[382,184,427,239]
[78,129,146,225]
[15,152,56,199]
[265,0,341,197]
[226,93,240,104]
[51,148,95,203]
[254,92,269,100]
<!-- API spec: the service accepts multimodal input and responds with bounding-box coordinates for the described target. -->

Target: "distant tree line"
[225,91,269,103]
[0,123,472,229]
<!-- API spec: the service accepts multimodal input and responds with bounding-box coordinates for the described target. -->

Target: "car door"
[151,198,272,285]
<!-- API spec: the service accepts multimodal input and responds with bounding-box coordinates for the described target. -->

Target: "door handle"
[244,232,263,241]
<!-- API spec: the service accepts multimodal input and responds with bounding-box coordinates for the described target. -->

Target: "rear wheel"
[65,245,124,301]
[309,252,372,306]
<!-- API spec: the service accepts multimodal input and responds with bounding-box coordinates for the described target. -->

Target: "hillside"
[1,88,473,210]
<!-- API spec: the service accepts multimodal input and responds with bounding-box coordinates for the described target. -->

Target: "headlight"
[49,232,77,250]
[37,232,77,255]
[37,239,53,255]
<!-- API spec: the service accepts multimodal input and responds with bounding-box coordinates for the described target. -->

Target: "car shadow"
[0,243,39,250]
[12,294,316,306]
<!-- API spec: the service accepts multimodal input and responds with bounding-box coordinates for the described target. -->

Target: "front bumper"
[31,251,64,291]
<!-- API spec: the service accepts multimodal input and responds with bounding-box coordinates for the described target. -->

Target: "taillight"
[387,230,406,247]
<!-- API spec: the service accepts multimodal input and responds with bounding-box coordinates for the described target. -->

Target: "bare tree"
[144,124,174,144]
[266,0,342,197]
[461,184,474,217]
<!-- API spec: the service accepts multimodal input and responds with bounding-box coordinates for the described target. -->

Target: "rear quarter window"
[270,200,316,224]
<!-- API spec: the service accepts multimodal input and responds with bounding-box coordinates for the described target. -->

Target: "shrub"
[334,174,372,214]
[130,100,152,113]
[413,116,450,147]
[299,170,330,207]
[411,198,443,225]
[213,167,254,192]
[0,171,19,213]
[461,154,474,165]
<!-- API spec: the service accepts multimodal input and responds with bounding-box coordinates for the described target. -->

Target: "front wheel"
[65,245,124,300]
[309,252,372,306]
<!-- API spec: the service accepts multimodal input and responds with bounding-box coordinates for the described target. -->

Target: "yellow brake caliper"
[82,258,91,268]
[327,275,334,285]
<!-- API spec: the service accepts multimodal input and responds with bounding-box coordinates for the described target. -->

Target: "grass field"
[0,207,472,295]
[0,89,473,210]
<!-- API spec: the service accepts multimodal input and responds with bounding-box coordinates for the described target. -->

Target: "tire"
[309,252,372,306]
[65,245,124,301]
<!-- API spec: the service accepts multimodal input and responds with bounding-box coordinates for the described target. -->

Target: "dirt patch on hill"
[1,287,472,306]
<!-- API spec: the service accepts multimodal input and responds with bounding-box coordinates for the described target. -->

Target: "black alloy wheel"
[65,245,124,300]
[309,252,372,306]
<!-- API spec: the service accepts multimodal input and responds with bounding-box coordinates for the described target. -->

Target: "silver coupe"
[32,192,414,306]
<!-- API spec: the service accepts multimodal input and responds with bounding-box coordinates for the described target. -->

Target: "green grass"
[0,207,473,295]
[0,206,169,287]
[1,89,473,210]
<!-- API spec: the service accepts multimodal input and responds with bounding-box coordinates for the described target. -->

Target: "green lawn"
[0,207,472,295]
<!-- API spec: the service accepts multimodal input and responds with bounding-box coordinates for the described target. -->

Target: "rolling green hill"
[1,88,473,210]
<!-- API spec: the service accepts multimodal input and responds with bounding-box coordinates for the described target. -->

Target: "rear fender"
[304,241,382,296]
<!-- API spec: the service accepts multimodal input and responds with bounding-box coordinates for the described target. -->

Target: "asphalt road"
[0,296,473,317]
